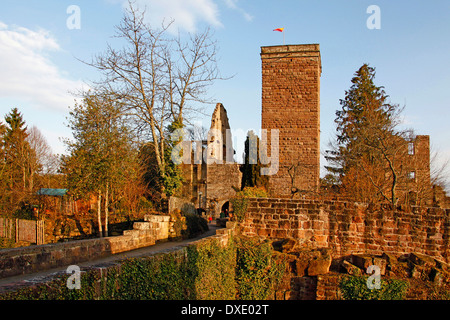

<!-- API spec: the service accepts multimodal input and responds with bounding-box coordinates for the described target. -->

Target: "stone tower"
[261,44,321,196]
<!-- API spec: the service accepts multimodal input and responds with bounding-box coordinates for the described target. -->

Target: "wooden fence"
[0,218,45,245]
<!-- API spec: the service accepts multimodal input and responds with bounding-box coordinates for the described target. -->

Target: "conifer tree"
[241,131,269,190]
[2,108,38,213]
[326,64,406,205]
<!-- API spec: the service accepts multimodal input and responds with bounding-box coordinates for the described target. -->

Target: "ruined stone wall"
[412,135,431,185]
[261,45,321,197]
[178,103,240,216]
[409,135,432,203]
[208,103,234,162]
[206,163,242,216]
[240,198,450,263]
[392,134,432,205]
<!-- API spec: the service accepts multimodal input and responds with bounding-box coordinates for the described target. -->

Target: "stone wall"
[206,163,242,217]
[178,103,241,218]
[0,222,235,297]
[286,274,341,300]
[315,273,342,300]
[0,215,173,279]
[261,45,321,196]
[168,196,196,215]
[240,198,450,263]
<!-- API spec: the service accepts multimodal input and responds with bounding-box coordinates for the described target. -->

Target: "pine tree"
[326,64,405,205]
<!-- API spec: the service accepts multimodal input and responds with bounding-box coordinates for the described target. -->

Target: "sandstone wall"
[0,222,235,297]
[0,215,173,279]
[240,198,450,263]
[206,163,242,216]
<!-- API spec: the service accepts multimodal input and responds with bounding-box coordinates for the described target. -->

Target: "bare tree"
[353,122,409,207]
[27,126,60,176]
[86,1,225,195]
[430,147,450,191]
[186,124,209,141]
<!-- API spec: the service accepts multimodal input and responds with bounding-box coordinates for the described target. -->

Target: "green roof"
[36,188,68,197]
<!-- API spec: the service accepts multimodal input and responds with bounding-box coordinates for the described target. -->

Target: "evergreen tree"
[0,121,7,212]
[240,131,269,190]
[326,64,405,205]
[140,119,184,200]
[2,108,38,214]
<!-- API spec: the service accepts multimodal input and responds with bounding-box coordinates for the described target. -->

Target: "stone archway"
[221,201,230,217]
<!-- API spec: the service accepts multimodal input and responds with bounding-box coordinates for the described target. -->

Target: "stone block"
[274,229,287,238]
[123,230,139,238]
[293,248,331,277]
[133,222,151,230]
[257,228,270,237]
[372,257,387,275]
[295,259,309,277]
[351,254,373,270]
[341,260,362,276]
[307,249,332,276]
[409,253,436,268]
[381,252,398,266]
[273,238,297,253]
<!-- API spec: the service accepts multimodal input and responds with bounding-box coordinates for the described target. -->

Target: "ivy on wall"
[235,236,286,300]
[0,235,285,300]
[230,187,268,222]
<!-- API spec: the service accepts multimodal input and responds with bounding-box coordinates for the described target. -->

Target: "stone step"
[144,215,170,222]
[133,222,151,230]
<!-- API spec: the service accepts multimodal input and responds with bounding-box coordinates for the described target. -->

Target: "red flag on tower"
[273,28,285,45]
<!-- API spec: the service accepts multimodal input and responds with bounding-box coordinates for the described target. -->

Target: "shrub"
[339,275,408,300]
[188,237,237,300]
[230,187,268,222]
[235,236,285,300]
[183,213,209,239]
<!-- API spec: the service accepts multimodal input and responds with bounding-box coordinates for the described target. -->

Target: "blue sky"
[1,0,449,185]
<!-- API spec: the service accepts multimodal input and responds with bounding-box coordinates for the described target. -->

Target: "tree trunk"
[104,183,109,237]
[97,190,103,237]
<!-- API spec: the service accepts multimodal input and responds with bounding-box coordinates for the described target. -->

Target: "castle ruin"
[176,43,435,216]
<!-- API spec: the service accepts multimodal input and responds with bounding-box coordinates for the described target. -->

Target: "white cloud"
[0,22,85,112]
[223,0,253,22]
[129,0,223,33]
[121,0,254,34]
